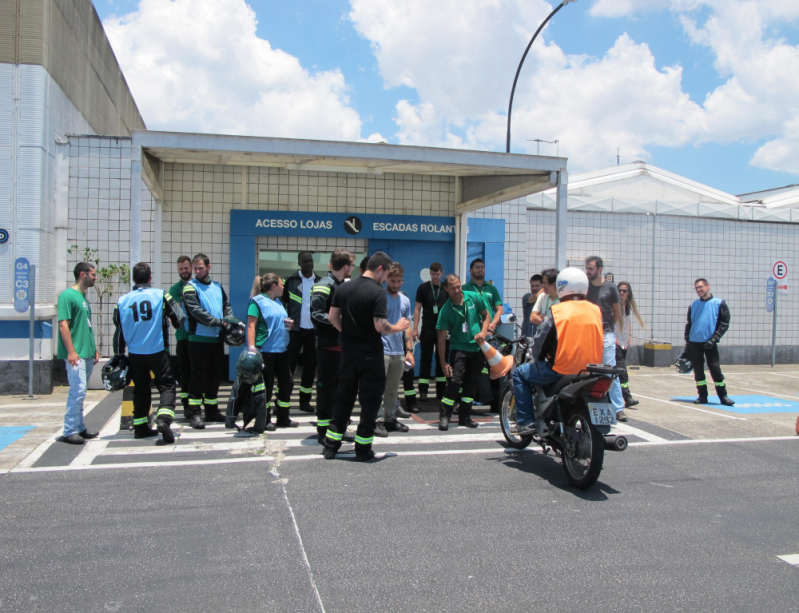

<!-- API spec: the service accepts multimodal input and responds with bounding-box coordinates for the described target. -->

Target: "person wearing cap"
[512,268,604,437]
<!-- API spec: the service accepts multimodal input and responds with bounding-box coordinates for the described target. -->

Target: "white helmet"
[556,267,589,299]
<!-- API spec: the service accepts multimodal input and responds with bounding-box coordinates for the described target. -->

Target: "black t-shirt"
[331,276,387,350]
[586,281,620,332]
[415,281,448,327]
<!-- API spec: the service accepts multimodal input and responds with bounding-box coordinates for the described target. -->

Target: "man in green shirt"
[168,255,193,415]
[57,262,100,445]
[462,258,505,413]
[435,274,490,431]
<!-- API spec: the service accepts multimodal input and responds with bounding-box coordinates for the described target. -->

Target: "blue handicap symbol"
[671,395,799,415]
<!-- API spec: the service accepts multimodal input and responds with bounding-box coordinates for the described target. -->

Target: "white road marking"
[721,383,799,402]
[69,408,122,467]
[612,423,668,443]
[634,394,747,420]
[777,554,799,565]
[631,371,799,377]
[6,435,799,472]
[649,482,674,488]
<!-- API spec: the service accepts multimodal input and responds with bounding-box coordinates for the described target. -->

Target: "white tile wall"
[527,210,799,348]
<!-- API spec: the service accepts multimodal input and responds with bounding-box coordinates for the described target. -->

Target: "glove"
[221,320,233,333]
[704,339,717,350]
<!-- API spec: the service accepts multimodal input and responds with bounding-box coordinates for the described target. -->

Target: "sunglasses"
[619,289,629,293]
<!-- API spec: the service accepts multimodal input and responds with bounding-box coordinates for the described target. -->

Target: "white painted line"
[100,439,268,456]
[11,455,276,473]
[0,402,70,410]
[722,384,799,402]
[649,482,674,488]
[612,423,668,443]
[634,394,747,420]
[281,447,539,461]
[69,408,122,467]
[631,371,799,377]
[750,372,799,380]
[629,435,799,447]
[777,554,799,565]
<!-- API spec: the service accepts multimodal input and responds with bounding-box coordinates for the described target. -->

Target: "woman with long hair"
[616,281,646,408]
[246,273,298,429]
[250,275,262,299]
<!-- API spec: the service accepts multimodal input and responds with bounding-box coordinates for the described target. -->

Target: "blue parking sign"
[766,277,775,313]
[14,258,30,313]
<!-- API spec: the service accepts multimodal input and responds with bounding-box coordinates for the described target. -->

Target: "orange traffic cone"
[479,341,514,379]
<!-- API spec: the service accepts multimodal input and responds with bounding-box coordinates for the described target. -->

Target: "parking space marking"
[634,394,747,420]
[777,554,799,565]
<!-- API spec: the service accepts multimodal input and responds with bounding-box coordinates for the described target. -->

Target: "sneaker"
[395,405,411,419]
[78,429,99,440]
[373,422,389,438]
[616,410,629,423]
[265,422,276,432]
[513,423,536,437]
[62,433,85,445]
[385,420,409,433]
[625,398,640,408]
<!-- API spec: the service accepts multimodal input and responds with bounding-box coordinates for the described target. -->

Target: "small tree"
[68,245,131,357]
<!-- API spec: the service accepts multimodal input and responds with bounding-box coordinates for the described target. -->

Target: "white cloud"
[751,119,799,175]
[104,0,364,140]
[350,0,799,176]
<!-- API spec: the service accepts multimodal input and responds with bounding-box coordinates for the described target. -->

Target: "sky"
[95,0,799,196]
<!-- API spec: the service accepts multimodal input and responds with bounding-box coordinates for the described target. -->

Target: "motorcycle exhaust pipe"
[603,434,628,452]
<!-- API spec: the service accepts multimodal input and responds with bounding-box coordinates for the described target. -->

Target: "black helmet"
[223,316,246,347]
[102,354,130,392]
[236,350,263,384]
[675,355,693,374]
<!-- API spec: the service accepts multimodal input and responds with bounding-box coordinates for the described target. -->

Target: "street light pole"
[505,0,577,153]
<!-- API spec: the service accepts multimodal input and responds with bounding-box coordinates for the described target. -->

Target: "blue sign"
[0,228,8,244]
[232,210,458,242]
[766,276,776,313]
[14,258,30,313]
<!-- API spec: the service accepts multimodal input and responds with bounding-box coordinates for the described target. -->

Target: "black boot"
[418,383,429,402]
[189,414,205,429]
[156,418,175,444]
[717,386,735,406]
[622,388,639,408]
[405,396,419,414]
[693,395,708,405]
[439,405,451,431]
[134,424,159,439]
[458,404,478,428]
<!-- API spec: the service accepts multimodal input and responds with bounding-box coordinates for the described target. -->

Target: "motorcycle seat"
[541,374,580,395]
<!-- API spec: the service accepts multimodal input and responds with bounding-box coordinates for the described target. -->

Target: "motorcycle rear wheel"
[561,405,604,490]
[499,386,533,450]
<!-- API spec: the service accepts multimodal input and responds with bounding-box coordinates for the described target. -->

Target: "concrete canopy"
[132,130,567,215]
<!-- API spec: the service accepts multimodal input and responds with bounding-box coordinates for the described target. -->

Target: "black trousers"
[402,367,416,404]
[687,341,726,396]
[288,329,317,404]
[441,349,484,419]
[418,326,448,398]
[176,339,191,414]
[128,351,176,426]
[615,345,631,395]
[324,346,386,454]
[263,350,294,421]
[226,373,267,432]
[315,348,341,436]
[187,340,226,418]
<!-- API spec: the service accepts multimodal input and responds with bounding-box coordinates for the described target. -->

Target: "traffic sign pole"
[772,284,777,368]
[28,265,36,397]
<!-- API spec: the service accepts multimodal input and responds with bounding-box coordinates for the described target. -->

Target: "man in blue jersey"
[684,278,734,406]
[182,253,236,429]
[113,262,185,442]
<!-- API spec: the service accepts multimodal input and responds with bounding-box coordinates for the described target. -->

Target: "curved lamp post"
[505,0,577,153]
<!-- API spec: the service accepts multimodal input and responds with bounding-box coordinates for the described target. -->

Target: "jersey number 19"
[129,300,153,322]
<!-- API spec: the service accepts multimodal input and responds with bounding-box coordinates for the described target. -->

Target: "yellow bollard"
[120,380,134,430]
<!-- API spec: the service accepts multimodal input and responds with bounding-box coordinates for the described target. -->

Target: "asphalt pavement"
[1,366,799,612]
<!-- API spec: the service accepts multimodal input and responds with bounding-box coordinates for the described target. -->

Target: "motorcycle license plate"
[588,403,614,426]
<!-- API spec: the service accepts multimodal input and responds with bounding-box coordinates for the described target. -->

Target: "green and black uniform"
[182,277,234,422]
[435,291,489,425]
[462,280,504,411]
[169,279,191,413]
[415,281,450,400]
[310,272,344,440]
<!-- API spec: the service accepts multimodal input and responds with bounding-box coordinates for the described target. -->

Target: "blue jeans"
[64,358,94,436]
[512,361,562,427]
[603,332,624,412]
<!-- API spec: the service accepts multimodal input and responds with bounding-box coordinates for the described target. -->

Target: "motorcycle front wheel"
[499,385,533,449]
[561,404,604,490]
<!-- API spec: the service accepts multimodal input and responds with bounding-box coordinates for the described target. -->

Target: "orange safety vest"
[550,300,604,375]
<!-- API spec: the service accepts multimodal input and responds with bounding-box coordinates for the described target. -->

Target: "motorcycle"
[493,330,628,490]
